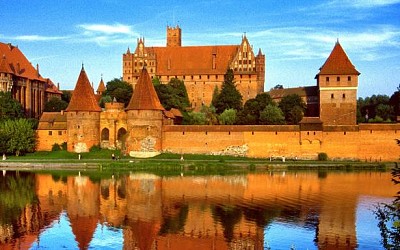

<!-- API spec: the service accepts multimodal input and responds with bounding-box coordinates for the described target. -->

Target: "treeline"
[0,92,36,156]
[357,88,399,123]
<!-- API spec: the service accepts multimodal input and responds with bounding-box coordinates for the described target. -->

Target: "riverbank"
[0,153,395,172]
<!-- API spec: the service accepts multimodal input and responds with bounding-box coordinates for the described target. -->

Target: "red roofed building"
[0,42,61,118]
[123,26,265,110]
[316,41,360,125]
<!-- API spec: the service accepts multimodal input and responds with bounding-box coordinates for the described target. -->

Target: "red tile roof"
[150,45,239,75]
[37,112,67,130]
[97,78,106,93]
[0,42,45,81]
[317,42,360,76]
[66,67,101,112]
[45,78,62,95]
[126,67,164,110]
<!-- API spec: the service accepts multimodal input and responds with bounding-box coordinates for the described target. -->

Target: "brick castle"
[33,28,399,161]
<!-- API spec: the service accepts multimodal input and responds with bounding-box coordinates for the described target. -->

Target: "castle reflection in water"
[0,170,396,250]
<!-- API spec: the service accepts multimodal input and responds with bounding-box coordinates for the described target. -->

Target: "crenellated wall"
[162,124,400,161]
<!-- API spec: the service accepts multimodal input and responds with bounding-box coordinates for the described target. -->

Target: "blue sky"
[1,0,399,97]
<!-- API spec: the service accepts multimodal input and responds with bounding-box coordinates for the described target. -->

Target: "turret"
[316,41,360,125]
[65,66,101,152]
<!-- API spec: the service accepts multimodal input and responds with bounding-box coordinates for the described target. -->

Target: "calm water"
[0,169,397,250]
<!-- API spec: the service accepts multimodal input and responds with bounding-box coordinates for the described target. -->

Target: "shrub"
[89,144,102,152]
[318,152,328,161]
[51,143,62,151]
[61,142,67,150]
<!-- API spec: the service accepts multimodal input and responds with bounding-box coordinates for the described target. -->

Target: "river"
[0,169,397,249]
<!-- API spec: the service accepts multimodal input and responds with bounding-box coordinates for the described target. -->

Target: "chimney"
[36,64,40,77]
[57,82,60,90]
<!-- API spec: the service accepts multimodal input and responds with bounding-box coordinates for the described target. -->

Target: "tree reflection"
[0,172,37,225]
[211,205,242,242]
[159,203,189,235]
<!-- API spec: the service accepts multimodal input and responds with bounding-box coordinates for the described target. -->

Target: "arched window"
[101,128,109,141]
[117,128,127,141]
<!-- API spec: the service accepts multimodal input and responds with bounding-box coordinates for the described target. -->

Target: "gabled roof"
[316,41,360,76]
[66,67,101,112]
[37,112,67,130]
[126,67,164,110]
[0,42,45,81]
[151,45,239,75]
[268,86,318,99]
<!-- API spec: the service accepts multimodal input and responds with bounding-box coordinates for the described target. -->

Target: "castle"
[35,34,399,161]
[0,42,62,118]
[123,26,265,110]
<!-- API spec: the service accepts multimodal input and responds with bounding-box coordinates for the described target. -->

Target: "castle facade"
[122,26,265,110]
[36,41,399,161]
[0,42,62,118]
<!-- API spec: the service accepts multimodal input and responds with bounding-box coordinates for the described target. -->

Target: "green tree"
[103,78,133,107]
[183,111,206,125]
[375,139,400,249]
[236,93,275,125]
[218,109,237,125]
[389,85,400,120]
[43,97,68,112]
[260,104,285,125]
[200,105,218,125]
[211,85,219,108]
[61,90,72,103]
[99,95,112,108]
[213,68,242,114]
[154,78,190,112]
[376,104,394,122]
[1,119,36,156]
[278,94,307,124]
[0,91,25,121]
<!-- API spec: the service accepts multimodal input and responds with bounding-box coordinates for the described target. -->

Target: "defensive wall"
[162,123,400,161]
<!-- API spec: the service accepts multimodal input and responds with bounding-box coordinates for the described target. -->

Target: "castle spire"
[66,67,101,112]
[126,67,164,110]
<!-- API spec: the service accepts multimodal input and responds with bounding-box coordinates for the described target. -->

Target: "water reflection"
[0,170,396,249]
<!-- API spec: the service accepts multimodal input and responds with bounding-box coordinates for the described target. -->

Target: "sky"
[1,0,399,97]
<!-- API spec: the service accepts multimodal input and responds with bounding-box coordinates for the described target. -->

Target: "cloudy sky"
[1,0,399,97]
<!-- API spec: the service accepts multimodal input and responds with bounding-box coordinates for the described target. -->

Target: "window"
[348,76,351,81]
[58,131,62,135]
[48,131,52,136]
[326,77,330,82]
[342,94,346,99]
[337,76,340,82]
[331,93,334,99]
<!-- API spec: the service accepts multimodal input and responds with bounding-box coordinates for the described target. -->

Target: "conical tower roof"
[96,77,106,94]
[317,41,360,76]
[126,67,164,110]
[66,66,101,112]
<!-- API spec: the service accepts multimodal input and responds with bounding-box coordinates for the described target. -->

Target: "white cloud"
[341,0,400,8]
[13,35,67,41]
[78,23,135,35]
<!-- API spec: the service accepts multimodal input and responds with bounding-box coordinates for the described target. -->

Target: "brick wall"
[163,124,400,161]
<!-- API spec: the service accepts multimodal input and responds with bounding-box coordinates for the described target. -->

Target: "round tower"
[65,66,101,153]
[125,67,165,157]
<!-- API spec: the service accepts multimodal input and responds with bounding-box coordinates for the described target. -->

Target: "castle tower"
[316,41,360,125]
[65,66,101,152]
[255,48,266,93]
[166,25,181,47]
[96,77,106,95]
[125,67,165,155]
[122,47,134,85]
